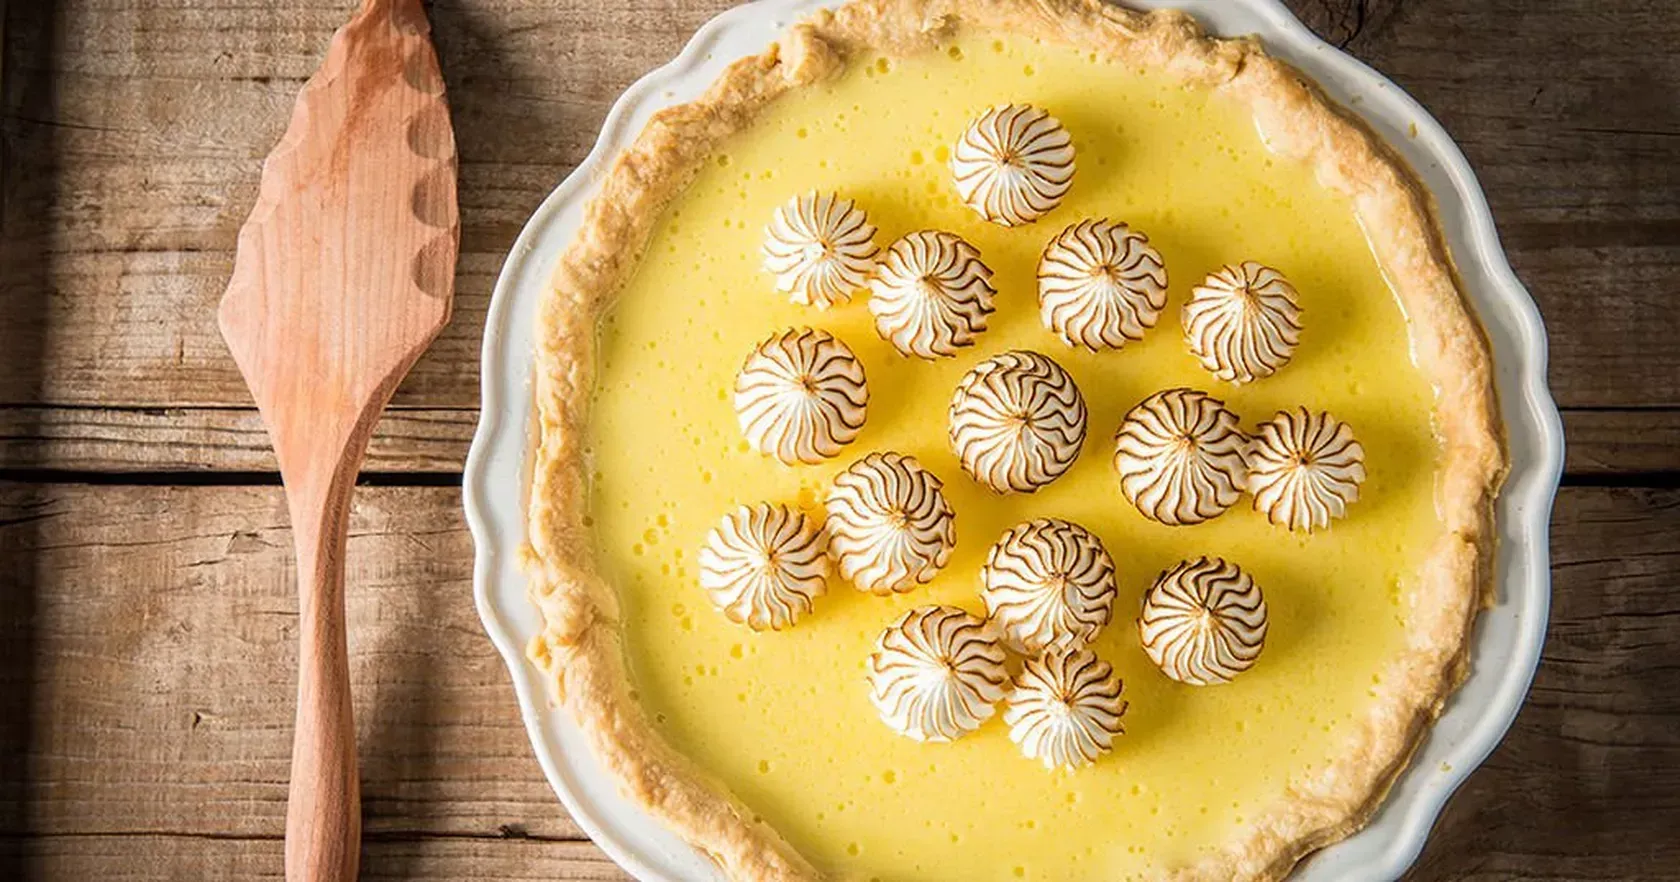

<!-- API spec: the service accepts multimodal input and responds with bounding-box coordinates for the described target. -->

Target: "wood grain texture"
[1,483,1676,879]
[0,406,476,473]
[1406,485,1680,880]
[0,837,629,881]
[213,0,460,875]
[0,0,1676,420]
[0,0,712,408]
[0,0,1676,880]
[3,405,1672,477]
[1559,409,1680,477]
[0,486,587,847]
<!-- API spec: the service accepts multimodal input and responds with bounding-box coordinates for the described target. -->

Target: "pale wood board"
[0,0,1677,418]
[1,484,1678,880]
[2,0,1678,880]
[0,485,580,844]
[2,406,1675,477]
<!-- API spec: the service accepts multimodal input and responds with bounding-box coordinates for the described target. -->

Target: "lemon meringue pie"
[1004,645,1128,769]
[1248,408,1368,532]
[1184,262,1304,383]
[699,503,831,631]
[1114,387,1250,526]
[526,1,1505,879]
[825,451,957,594]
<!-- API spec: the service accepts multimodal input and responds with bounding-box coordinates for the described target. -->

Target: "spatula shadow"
[0,2,64,878]
[357,1,583,873]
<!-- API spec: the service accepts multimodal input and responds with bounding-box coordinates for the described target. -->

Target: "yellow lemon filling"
[585,32,1439,881]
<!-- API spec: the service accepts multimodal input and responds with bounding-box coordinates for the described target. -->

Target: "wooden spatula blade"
[220,0,458,464]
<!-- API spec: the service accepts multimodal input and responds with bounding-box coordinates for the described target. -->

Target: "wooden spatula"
[218,1,457,878]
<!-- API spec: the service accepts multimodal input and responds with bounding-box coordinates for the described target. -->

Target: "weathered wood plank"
[0,484,580,842]
[0,406,477,472]
[0,248,493,409]
[3,2,1678,881]
[0,835,629,881]
[1,0,1677,412]
[1,483,1677,878]
[8,238,1677,411]
[1559,408,1680,477]
[1407,485,1680,880]
[0,0,720,408]
[0,404,1670,476]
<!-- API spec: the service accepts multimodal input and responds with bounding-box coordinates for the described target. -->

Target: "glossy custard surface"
[585,33,1439,881]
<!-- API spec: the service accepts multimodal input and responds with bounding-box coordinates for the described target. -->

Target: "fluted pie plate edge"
[462,1,1564,880]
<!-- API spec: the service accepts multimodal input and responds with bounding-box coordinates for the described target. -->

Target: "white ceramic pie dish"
[463,1,1565,878]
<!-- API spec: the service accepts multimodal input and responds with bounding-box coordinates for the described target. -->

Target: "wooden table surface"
[1,1,1676,879]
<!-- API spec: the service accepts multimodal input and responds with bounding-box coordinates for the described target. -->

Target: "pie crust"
[522,1,1506,879]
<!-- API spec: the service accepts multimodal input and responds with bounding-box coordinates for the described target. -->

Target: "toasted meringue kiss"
[698,503,830,631]
[952,104,1076,227]
[1247,407,1367,532]
[1184,261,1303,383]
[762,191,879,309]
[869,230,997,359]
[949,350,1088,494]
[1113,388,1250,526]
[1139,556,1268,685]
[1004,645,1127,769]
[869,604,1009,742]
[981,518,1117,654]
[735,327,869,465]
[1038,219,1168,351]
[825,452,957,594]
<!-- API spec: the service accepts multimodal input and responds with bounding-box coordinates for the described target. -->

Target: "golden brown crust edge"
[522,1,1509,880]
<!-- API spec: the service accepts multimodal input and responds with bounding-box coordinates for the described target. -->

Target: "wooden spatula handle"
[285,471,361,882]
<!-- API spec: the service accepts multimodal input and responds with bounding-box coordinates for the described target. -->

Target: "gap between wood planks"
[0,469,463,487]
[0,404,1673,486]
[5,482,1679,880]
[0,829,583,843]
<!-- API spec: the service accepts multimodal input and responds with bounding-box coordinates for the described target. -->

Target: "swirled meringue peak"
[1038,219,1168,350]
[761,191,879,309]
[734,327,869,465]
[1139,557,1268,685]
[1004,646,1127,770]
[949,350,1088,494]
[698,504,830,631]
[1247,408,1367,532]
[868,605,1009,742]
[1113,388,1249,526]
[952,104,1076,227]
[825,452,956,594]
[981,518,1117,654]
[1184,262,1304,383]
[869,230,997,359]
